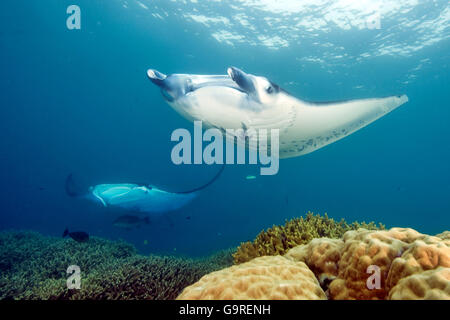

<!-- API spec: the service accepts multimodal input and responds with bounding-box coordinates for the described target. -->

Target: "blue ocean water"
[0,0,449,257]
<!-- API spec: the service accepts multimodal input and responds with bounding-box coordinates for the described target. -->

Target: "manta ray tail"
[65,173,86,197]
[175,163,225,194]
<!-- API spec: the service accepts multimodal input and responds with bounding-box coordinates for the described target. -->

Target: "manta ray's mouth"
[147,68,249,102]
[162,84,246,102]
[161,89,175,102]
[183,81,248,97]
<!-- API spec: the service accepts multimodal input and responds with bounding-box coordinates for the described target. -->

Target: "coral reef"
[284,238,343,289]
[436,231,450,240]
[181,227,449,300]
[388,267,450,300]
[177,256,327,300]
[288,228,450,300]
[326,228,422,299]
[2,226,448,300]
[386,235,450,292]
[0,231,233,300]
[233,212,384,264]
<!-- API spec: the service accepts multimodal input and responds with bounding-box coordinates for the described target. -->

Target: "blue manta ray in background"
[65,164,224,215]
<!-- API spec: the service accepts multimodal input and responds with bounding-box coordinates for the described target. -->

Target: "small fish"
[186,216,191,220]
[143,240,148,245]
[62,228,89,243]
[113,215,150,229]
[245,175,256,180]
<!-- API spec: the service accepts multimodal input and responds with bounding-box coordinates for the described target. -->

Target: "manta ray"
[65,164,224,215]
[147,67,408,158]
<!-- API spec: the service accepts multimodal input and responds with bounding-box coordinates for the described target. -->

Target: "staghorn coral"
[233,212,384,264]
[0,231,233,300]
[177,256,327,300]
[29,255,227,300]
[0,231,136,299]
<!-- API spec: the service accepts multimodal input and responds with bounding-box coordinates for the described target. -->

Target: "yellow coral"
[177,256,326,300]
[328,228,426,300]
[233,212,384,264]
[388,267,450,300]
[285,227,449,300]
[179,227,449,300]
[436,231,450,241]
[386,237,450,290]
[285,238,343,289]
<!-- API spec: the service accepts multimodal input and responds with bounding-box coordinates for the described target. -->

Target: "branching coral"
[0,231,233,300]
[233,212,384,264]
[29,255,228,300]
[0,231,136,299]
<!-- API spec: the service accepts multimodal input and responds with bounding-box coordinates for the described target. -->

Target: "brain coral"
[233,212,384,264]
[386,236,450,291]
[285,238,344,291]
[284,227,449,300]
[328,228,425,300]
[388,267,450,300]
[177,256,327,300]
[436,231,450,240]
[181,227,448,301]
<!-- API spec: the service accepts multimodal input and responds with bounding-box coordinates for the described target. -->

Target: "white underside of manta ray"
[147,67,408,159]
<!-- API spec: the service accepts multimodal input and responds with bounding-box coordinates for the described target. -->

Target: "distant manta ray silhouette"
[65,164,224,215]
